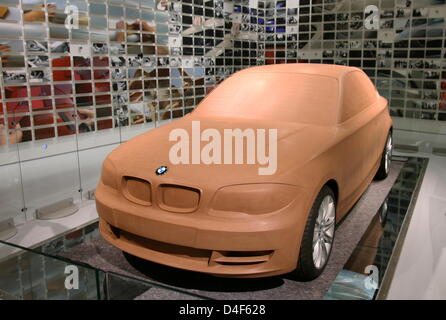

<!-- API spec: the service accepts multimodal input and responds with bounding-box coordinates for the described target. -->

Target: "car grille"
[122,176,151,206]
[121,177,200,213]
[158,184,200,213]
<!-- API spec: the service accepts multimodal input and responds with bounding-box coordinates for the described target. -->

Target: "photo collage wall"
[265,0,446,122]
[0,0,266,146]
[2,0,445,148]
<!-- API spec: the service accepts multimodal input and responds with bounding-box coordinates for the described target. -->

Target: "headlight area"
[100,158,118,189]
[210,184,300,216]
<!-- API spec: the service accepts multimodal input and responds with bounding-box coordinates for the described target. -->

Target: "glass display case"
[325,157,428,300]
[0,0,444,300]
[0,221,208,300]
[0,0,266,231]
[266,0,446,154]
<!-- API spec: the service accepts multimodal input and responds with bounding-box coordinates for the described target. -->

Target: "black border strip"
[376,157,429,299]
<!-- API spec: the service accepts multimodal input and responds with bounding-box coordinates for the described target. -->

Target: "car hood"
[106,115,337,188]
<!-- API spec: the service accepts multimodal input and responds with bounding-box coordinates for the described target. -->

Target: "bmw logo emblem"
[155,166,168,175]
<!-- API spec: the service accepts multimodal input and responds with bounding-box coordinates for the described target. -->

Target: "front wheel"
[375,132,393,180]
[292,186,336,281]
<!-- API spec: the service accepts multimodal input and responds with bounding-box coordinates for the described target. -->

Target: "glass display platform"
[325,157,428,300]
[0,157,428,300]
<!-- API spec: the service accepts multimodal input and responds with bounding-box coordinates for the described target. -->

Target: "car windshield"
[194,72,339,126]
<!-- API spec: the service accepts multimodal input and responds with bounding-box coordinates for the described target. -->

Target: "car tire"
[375,132,393,180]
[293,186,336,281]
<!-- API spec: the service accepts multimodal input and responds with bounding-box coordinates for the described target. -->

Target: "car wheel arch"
[304,176,340,220]
[324,179,339,208]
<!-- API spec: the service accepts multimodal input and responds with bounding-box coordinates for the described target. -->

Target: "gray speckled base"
[60,162,404,300]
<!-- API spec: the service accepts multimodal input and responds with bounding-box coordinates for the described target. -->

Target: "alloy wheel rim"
[312,195,335,269]
[384,135,393,174]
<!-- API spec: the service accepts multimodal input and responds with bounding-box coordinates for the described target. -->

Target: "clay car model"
[96,64,393,280]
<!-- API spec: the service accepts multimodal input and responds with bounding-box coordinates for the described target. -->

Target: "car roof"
[239,63,361,80]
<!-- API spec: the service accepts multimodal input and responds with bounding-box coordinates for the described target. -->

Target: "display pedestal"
[0,218,17,241]
[36,198,79,220]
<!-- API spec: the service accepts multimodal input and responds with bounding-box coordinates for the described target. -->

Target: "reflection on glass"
[0,220,210,300]
[325,157,428,300]
[0,236,104,300]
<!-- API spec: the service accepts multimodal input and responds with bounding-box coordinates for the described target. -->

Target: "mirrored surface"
[325,157,428,300]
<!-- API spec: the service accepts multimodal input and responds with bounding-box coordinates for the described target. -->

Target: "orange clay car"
[96,64,393,280]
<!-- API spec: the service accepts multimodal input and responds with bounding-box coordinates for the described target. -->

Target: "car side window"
[341,71,378,123]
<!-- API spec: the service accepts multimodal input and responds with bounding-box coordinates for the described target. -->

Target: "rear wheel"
[375,132,393,180]
[293,186,336,281]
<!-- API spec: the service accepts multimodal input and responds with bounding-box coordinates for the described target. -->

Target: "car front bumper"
[96,181,309,278]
